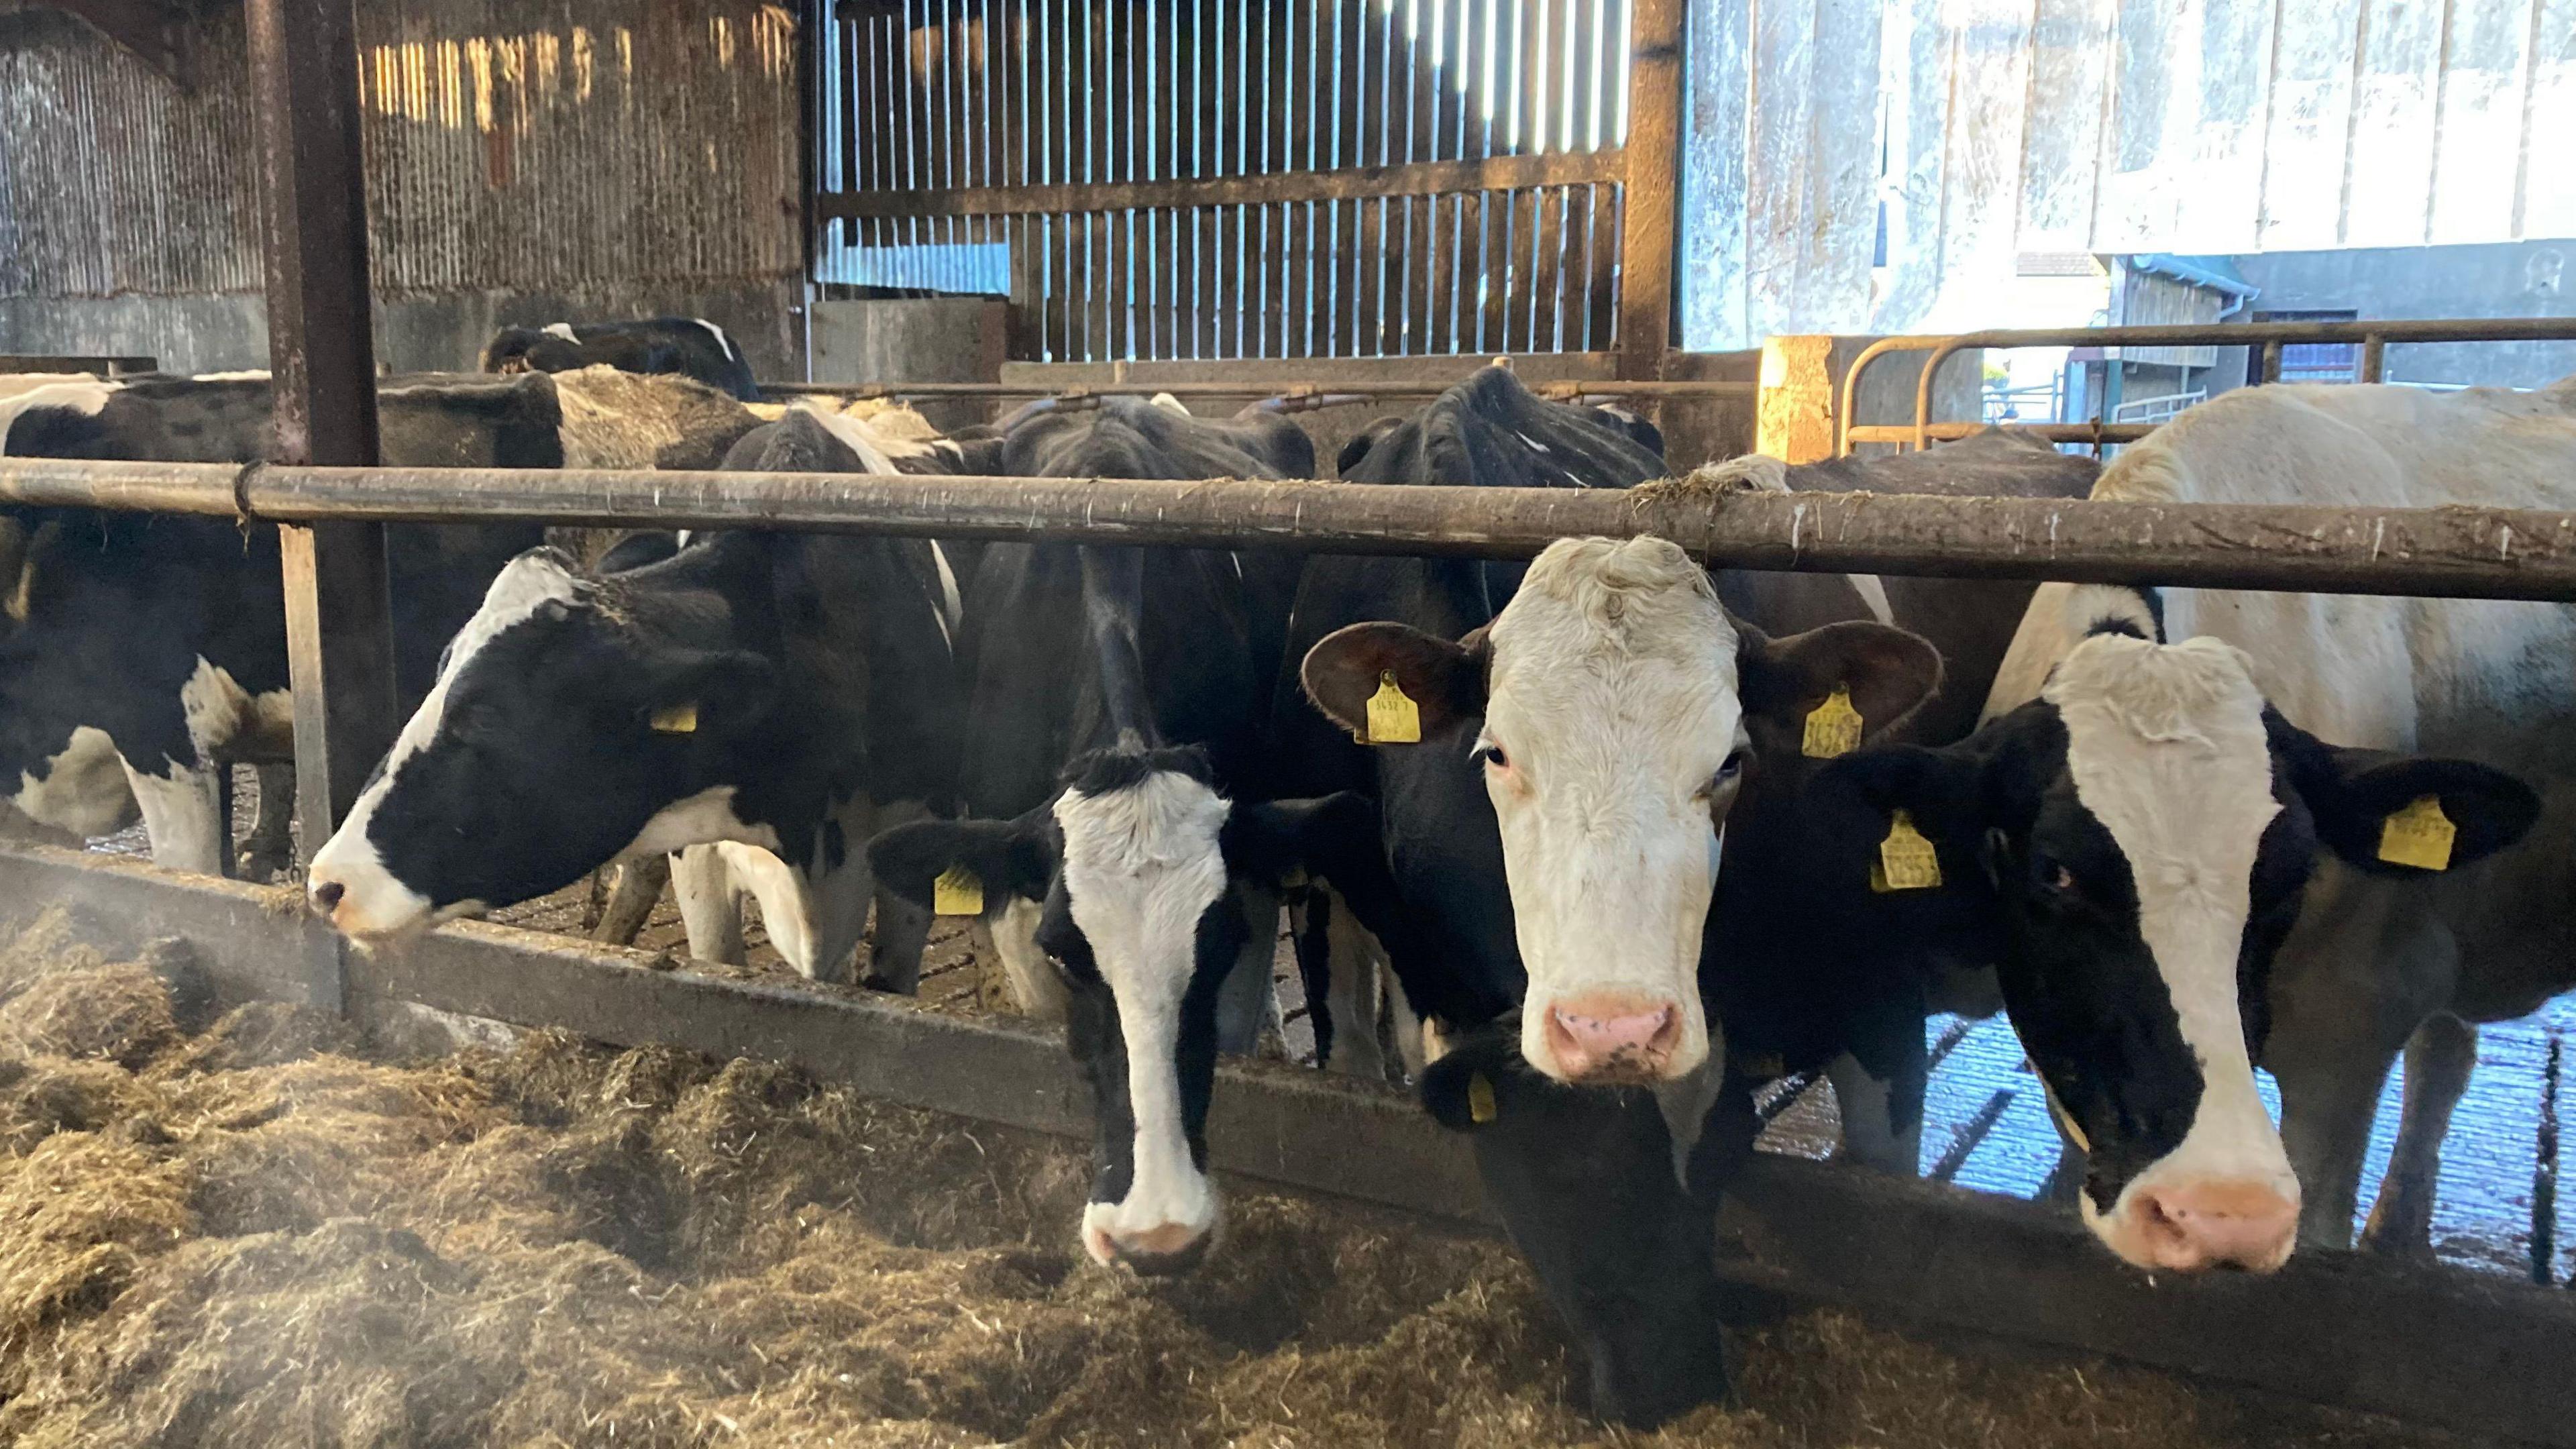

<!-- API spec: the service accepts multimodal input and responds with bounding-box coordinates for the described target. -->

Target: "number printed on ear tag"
[2378,794,2457,871]
[1468,1072,1499,1124]
[932,865,985,917]
[1366,671,1422,745]
[1870,810,1942,892]
[1802,685,1863,759]
[650,702,698,735]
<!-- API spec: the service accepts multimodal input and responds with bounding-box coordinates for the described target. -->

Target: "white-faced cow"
[0,372,558,879]
[481,316,761,401]
[306,407,967,989]
[1832,377,2568,1273]
[867,396,1372,1276]
[1281,377,2095,1425]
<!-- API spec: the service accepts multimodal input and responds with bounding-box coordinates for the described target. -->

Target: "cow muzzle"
[1529,990,1694,1084]
[304,838,439,943]
[2095,1176,2299,1273]
[1080,1199,1216,1276]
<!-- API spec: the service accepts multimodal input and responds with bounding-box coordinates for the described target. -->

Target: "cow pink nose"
[1544,995,1680,1082]
[2129,1179,2299,1272]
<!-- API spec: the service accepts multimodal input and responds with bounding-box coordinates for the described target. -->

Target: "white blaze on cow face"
[1054,769,1230,1267]
[306,551,584,941]
[2047,633,2301,1271]
[1480,537,1737,1085]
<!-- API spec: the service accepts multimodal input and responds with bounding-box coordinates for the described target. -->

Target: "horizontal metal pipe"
[761,378,1758,400]
[1845,421,2160,445]
[8,456,2576,600]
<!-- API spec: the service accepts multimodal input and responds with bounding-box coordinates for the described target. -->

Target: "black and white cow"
[1830,377,2571,1272]
[481,316,761,401]
[305,407,967,989]
[867,396,1364,1274]
[1280,378,2095,1424]
[0,372,559,877]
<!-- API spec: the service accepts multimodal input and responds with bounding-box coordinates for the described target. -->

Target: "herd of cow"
[5,316,2574,1426]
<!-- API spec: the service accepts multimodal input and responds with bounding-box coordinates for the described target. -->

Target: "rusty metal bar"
[247,0,396,862]
[2261,339,2286,384]
[1837,319,2576,457]
[13,455,2576,600]
[2363,333,2388,384]
[1845,421,2160,445]
[762,377,1756,400]
[822,150,1623,219]
[0,354,158,375]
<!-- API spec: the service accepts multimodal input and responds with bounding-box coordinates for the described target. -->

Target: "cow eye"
[1472,741,1509,771]
[1696,750,1746,801]
[2039,860,2076,894]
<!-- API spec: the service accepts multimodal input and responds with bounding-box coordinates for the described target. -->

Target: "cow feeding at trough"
[0,907,2457,1448]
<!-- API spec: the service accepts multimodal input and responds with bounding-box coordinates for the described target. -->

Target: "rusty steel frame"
[15,454,2576,602]
[1836,317,2576,456]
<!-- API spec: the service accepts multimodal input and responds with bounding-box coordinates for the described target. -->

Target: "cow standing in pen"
[1831,375,2572,1270]
[866,395,1408,1275]
[481,315,763,401]
[1277,369,2101,1426]
[305,405,969,992]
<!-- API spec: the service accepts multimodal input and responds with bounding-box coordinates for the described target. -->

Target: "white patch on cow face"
[1480,537,1734,1085]
[307,551,583,939]
[1056,770,1230,1266]
[13,726,138,839]
[541,321,579,342]
[2047,633,2301,1269]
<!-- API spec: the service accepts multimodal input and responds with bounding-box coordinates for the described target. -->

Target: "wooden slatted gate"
[811,0,1682,370]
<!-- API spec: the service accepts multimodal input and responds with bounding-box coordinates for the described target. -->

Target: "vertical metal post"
[2259,339,2285,384]
[2361,333,2387,384]
[1615,0,1682,384]
[248,0,397,869]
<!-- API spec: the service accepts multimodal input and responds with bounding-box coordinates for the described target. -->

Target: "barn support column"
[248,0,397,886]
[1618,0,1687,386]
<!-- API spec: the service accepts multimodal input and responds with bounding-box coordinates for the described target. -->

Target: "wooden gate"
[812,0,1680,369]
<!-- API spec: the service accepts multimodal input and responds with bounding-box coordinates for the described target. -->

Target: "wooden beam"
[1617,0,1686,382]
[818,152,1628,221]
[246,0,397,863]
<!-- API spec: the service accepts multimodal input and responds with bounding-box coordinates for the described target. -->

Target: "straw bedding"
[0,910,2447,1448]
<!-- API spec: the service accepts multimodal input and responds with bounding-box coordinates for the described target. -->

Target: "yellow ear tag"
[649,702,698,735]
[1365,671,1422,745]
[2377,794,2457,872]
[1801,685,1863,759]
[932,865,985,916]
[1467,1072,1498,1124]
[1870,810,1942,892]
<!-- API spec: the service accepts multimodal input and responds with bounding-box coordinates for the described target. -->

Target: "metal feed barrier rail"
[1838,317,2576,455]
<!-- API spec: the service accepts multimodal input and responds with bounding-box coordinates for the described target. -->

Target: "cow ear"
[1419,1024,1522,1133]
[2273,716,2540,875]
[1301,622,1489,742]
[1736,619,1943,752]
[1819,739,1994,880]
[645,648,776,733]
[867,811,1059,910]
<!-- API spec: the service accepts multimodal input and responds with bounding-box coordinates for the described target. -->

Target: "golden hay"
[0,919,2455,1449]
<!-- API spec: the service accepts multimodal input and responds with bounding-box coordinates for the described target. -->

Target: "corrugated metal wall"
[1682,0,2576,349]
[0,0,800,303]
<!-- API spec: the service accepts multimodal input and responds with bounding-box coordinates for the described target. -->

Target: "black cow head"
[1828,617,2535,1274]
